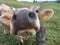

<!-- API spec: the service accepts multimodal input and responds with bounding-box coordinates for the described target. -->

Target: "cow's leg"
[32,24,46,45]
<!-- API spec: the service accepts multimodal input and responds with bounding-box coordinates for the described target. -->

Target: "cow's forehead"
[15,8,33,15]
[17,8,32,11]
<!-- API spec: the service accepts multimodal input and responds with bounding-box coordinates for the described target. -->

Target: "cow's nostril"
[29,12,36,18]
[13,14,17,20]
[36,10,39,13]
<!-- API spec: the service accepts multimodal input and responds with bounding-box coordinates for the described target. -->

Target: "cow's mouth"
[17,28,36,36]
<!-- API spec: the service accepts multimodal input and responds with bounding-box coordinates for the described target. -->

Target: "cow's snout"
[28,12,40,30]
[11,8,40,32]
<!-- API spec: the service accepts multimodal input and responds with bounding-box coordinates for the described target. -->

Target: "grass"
[0,0,60,45]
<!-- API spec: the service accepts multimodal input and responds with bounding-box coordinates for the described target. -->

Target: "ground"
[0,0,60,45]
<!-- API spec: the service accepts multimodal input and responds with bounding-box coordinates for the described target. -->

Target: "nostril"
[36,10,39,13]
[29,12,36,18]
[13,14,17,20]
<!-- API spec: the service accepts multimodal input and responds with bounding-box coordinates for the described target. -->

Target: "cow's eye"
[13,14,17,20]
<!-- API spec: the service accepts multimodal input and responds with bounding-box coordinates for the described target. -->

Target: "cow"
[10,7,54,45]
[0,4,54,45]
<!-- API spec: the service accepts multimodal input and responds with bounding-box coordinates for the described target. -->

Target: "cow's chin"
[17,28,36,36]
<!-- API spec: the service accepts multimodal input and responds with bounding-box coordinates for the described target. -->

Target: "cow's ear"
[28,6,40,13]
[39,9,54,20]
[0,4,15,25]
[0,14,11,25]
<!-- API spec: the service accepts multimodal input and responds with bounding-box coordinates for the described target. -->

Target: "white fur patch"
[35,13,40,30]
[10,22,14,34]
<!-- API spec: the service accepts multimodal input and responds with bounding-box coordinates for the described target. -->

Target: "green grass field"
[0,0,60,45]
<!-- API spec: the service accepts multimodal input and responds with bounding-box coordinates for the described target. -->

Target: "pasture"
[0,0,60,45]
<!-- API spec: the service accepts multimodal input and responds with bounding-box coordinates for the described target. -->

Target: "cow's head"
[10,6,54,35]
[10,8,40,35]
